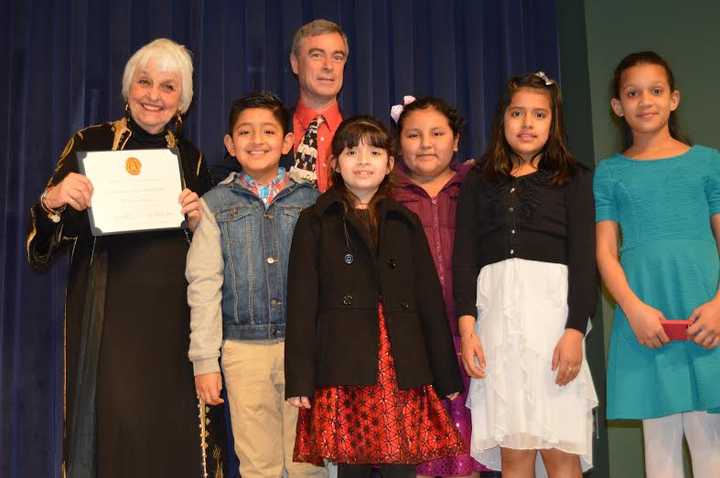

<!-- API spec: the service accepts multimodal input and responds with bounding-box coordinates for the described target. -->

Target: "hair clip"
[390,95,417,124]
[534,71,554,86]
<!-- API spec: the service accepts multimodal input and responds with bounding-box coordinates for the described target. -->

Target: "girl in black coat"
[285,116,464,478]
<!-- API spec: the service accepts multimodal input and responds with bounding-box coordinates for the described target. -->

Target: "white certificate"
[78,149,185,236]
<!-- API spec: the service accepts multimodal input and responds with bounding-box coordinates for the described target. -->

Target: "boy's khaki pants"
[222,339,328,478]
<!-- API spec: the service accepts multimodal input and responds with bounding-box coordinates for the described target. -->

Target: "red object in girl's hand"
[660,320,693,341]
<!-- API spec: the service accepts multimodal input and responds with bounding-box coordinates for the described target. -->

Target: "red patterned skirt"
[293,305,464,465]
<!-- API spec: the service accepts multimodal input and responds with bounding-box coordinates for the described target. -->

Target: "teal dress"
[594,145,720,419]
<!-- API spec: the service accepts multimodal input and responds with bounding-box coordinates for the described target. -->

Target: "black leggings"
[337,463,415,478]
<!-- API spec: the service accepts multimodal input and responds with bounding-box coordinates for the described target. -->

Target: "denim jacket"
[187,172,318,375]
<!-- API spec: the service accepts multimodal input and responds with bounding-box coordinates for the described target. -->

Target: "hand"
[194,372,224,405]
[446,392,460,400]
[687,299,720,349]
[287,396,311,409]
[624,301,670,348]
[459,315,486,379]
[44,173,94,211]
[552,329,584,386]
[179,188,203,232]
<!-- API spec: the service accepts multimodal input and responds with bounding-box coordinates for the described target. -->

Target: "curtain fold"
[1,1,561,477]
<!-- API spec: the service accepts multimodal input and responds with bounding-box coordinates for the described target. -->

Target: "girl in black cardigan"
[285,116,463,478]
[453,72,599,476]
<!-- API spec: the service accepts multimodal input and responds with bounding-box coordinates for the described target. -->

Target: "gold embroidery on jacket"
[213,444,223,478]
[198,401,209,478]
[25,208,38,260]
[58,136,75,165]
[197,401,223,477]
[45,135,77,189]
[111,117,131,151]
[165,129,177,150]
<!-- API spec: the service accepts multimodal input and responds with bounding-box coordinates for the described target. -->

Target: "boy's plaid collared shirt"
[238,167,291,207]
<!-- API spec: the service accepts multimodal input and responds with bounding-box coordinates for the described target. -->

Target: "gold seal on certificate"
[125,157,142,176]
[78,149,185,236]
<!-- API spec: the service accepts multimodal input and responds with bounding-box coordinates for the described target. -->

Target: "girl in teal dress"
[594,51,720,478]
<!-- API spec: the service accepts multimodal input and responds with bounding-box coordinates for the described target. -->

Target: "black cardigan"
[453,165,598,332]
[284,190,462,398]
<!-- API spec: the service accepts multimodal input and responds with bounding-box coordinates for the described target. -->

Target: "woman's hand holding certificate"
[42,172,94,212]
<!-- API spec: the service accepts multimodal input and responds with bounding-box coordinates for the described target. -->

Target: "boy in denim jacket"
[186,92,325,478]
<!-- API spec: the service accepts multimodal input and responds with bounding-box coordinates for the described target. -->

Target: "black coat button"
[343,294,353,306]
[400,302,409,311]
[387,258,397,269]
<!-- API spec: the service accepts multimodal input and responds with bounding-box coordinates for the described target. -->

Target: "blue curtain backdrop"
[1,1,562,476]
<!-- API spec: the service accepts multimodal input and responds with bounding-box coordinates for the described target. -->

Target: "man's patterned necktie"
[289,115,324,184]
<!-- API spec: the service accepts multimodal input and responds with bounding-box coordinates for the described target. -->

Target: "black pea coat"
[284,189,462,399]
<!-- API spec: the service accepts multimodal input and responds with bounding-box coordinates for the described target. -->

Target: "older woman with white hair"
[26,38,222,477]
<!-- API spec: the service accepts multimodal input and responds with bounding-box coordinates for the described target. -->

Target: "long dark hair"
[330,116,394,240]
[611,51,687,147]
[480,72,576,185]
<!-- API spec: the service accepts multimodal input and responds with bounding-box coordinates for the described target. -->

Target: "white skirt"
[467,258,598,472]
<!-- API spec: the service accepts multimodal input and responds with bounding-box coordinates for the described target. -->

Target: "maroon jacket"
[392,162,471,336]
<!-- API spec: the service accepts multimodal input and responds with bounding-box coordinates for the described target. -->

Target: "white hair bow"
[534,71,554,86]
[390,95,417,123]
